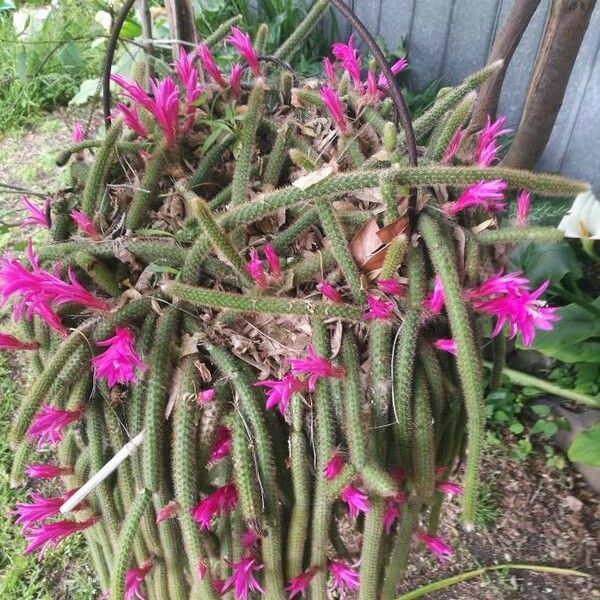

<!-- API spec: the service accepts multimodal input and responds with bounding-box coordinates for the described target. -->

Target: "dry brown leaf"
[350,218,383,266]
[292,164,334,190]
[377,217,409,245]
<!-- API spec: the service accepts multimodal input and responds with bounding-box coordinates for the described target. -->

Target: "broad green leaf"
[568,423,600,467]
[69,78,100,105]
[509,241,581,288]
[119,19,142,39]
[60,41,81,68]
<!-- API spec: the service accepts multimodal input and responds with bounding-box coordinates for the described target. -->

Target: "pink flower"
[424,275,445,314]
[433,338,457,355]
[28,405,82,447]
[246,249,266,288]
[25,463,72,479]
[22,196,49,229]
[241,529,259,549]
[208,426,232,463]
[229,64,244,98]
[287,568,317,598]
[414,531,453,562]
[23,517,97,557]
[111,74,155,112]
[149,77,180,146]
[477,140,499,167]
[191,483,238,530]
[475,115,510,163]
[92,327,146,387]
[378,57,408,88]
[436,481,463,496]
[0,333,38,350]
[442,127,463,163]
[173,48,202,129]
[320,86,349,135]
[125,559,153,600]
[341,484,369,518]
[44,267,110,311]
[323,449,344,480]
[377,279,405,296]
[225,27,261,77]
[222,555,265,600]
[332,36,362,89]
[255,373,306,414]
[472,278,558,347]
[212,578,227,595]
[322,57,337,86]
[383,492,407,534]
[156,500,179,524]
[328,560,360,598]
[198,44,226,87]
[70,209,99,239]
[263,243,281,278]
[364,294,394,320]
[466,271,529,300]
[11,490,80,529]
[71,122,84,143]
[317,280,342,303]
[516,190,531,226]
[197,388,216,405]
[114,102,149,139]
[443,180,507,215]
[197,559,207,580]
[363,70,381,103]
[288,343,345,392]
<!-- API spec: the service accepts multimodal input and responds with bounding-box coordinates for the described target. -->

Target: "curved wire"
[327,0,418,167]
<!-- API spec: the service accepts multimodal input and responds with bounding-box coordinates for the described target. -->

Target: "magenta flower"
[45,267,110,311]
[197,559,207,580]
[516,190,531,226]
[125,559,153,600]
[288,343,345,392]
[263,243,281,278]
[317,280,342,303]
[287,568,317,598]
[442,127,463,164]
[28,405,82,447]
[323,449,344,480]
[383,492,407,534]
[414,531,453,562]
[436,481,463,496]
[332,36,362,89]
[212,578,227,595]
[377,278,405,296]
[322,57,337,86]
[222,556,265,600]
[466,271,529,300]
[23,517,97,557]
[443,180,507,216]
[114,102,149,139]
[11,490,80,529]
[477,139,499,167]
[22,196,49,229]
[173,47,203,129]
[71,122,84,143]
[476,114,510,163]
[424,275,445,314]
[229,64,244,98]
[70,209,99,240]
[0,333,38,350]
[328,560,360,598]
[208,425,232,463]
[245,249,266,289]
[363,69,381,104]
[226,27,261,77]
[198,44,226,87]
[255,373,306,414]
[341,484,369,518]
[241,529,259,549]
[25,463,72,479]
[149,77,180,146]
[191,483,238,530]
[320,86,349,135]
[197,388,216,405]
[92,327,146,387]
[378,56,409,88]
[433,338,457,355]
[364,294,395,320]
[156,500,180,524]
[110,74,155,112]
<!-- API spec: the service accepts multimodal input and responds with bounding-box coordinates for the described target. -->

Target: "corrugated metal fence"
[328,0,600,193]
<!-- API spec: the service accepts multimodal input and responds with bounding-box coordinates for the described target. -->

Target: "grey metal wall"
[329,0,600,193]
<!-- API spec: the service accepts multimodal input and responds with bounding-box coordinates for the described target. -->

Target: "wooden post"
[164,0,197,57]
[502,0,597,170]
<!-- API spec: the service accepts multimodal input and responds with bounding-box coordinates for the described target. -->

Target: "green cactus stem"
[186,134,236,192]
[205,15,242,48]
[359,498,385,600]
[74,252,122,297]
[420,214,483,527]
[476,226,565,244]
[264,121,294,187]
[81,117,124,217]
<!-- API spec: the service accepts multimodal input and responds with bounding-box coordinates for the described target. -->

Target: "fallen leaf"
[350,218,383,266]
[292,164,334,190]
[377,216,408,245]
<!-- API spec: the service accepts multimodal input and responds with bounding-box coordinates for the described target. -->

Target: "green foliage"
[568,423,600,467]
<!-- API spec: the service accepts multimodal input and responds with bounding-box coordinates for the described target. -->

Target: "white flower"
[558,191,600,239]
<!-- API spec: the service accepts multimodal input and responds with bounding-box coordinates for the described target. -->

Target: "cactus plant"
[6,8,588,600]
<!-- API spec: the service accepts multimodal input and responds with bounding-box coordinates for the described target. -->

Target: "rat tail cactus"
[7,5,586,600]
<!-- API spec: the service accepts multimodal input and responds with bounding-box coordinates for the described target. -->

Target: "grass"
[0,354,99,599]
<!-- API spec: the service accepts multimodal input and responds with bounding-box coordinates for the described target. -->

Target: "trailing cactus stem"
[274,0,329,60]
[359,498,385,600]
[477,226,565,244]
[264,121,294,187]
